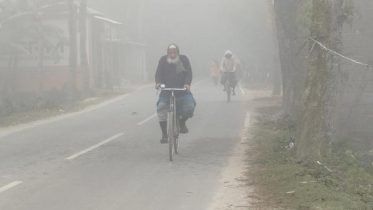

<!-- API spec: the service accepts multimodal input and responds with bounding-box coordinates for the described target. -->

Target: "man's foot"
[180,125,189,134]
[160,135,168,144]
[232,91,236,96]
[159,121,168,143]
[179,119,189,134]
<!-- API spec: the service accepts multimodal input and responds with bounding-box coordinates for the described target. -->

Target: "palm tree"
[0,0,69,115]
[0,10,39,100]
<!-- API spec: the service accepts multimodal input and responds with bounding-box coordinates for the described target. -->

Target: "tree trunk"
[324,0,346,152]
[273,0,300,119]
[124,1,132,37]
[79,0,90,97]
[68,0,78,103]
[4,55,13,98]
[296,0,332,161]
[137,0,148,82]
[11,55,19,96]
[37,39,45,98]
[272,50,282,96]
[269,0,282,96]
[6,54,19,110]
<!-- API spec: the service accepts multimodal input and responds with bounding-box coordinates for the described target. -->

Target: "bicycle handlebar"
[159,84,187,91]
[161,88,187,91]
[155,85,187,96]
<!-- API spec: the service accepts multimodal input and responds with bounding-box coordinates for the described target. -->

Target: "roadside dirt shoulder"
[0,84,152,138]
[207,88,272,210]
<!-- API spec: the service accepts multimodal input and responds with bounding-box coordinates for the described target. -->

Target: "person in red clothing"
[210,59,220,85]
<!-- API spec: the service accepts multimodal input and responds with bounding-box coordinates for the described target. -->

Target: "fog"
[89,0,273,78]
[0,2,276,209]
[2,0,373,209]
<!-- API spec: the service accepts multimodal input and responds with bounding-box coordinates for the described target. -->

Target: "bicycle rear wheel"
[225,81,231,102]
[167,112,174,161]
[174,117,180,154]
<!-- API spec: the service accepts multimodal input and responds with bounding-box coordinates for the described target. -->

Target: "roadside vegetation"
[247,96,373,210]
[0,88,129,128]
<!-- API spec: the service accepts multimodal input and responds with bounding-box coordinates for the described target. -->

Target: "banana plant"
[0,0,68,101]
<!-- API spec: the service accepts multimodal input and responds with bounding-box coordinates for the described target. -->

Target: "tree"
[79,0,90,96]
[267,0,281,96]
[137,0,148,82]
[324,0,347,152]
[0,1,68,114]
[67,0,78,103]
[295,0,347,161]
[36,24,69,97]
[0,10,40,107]
[273,0,305,120]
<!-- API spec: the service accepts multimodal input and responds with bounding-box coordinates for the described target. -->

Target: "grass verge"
[247,98,373,210]
[0,88,131,128]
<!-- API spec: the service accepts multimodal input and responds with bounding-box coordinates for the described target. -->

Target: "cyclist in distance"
[155,44,196,144]
[220,50,238,95]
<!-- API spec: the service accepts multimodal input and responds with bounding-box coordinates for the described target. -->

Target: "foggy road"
[0,79,246,210]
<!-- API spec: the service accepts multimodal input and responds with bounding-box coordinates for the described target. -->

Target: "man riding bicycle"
[220,51,238,95]
[155,44,196,144]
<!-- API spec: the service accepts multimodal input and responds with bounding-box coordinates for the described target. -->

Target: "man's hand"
[155,83,162,90]
[184,84,191,92]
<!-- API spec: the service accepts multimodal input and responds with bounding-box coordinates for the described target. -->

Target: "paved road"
[0,79,246,210]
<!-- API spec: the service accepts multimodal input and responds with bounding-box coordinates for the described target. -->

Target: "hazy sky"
[89,0,273,77]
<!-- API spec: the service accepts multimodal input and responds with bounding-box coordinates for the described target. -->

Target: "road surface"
[0,79,247,210]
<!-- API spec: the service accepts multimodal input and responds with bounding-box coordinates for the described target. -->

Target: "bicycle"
[225,79,231,102]
[223,72,236,102]
[160,85,186,161]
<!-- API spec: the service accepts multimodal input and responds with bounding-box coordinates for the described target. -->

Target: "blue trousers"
[156,95,196,122]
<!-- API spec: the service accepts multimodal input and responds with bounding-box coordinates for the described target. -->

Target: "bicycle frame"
[223,72,235,102]
[160,87,186,161]
[161,87,187,119]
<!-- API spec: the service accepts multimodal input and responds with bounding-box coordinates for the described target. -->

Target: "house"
[0,2,146,103]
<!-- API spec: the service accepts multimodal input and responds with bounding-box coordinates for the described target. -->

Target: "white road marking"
[137,113,157,125]
[137,78,208,126]
[239,86,245,95]
[193,78,209,88]
[241,112,251,143]
[137,84,153,90]
[0,181,22,194]
[66,133,124,160]
[244,112,251,129]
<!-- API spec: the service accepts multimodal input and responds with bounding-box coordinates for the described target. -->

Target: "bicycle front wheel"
[225,81,231,102]
[167,112,174,161]
[174,117,180,154]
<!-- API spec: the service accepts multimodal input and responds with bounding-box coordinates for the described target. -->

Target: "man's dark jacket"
[155,55,193,97]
